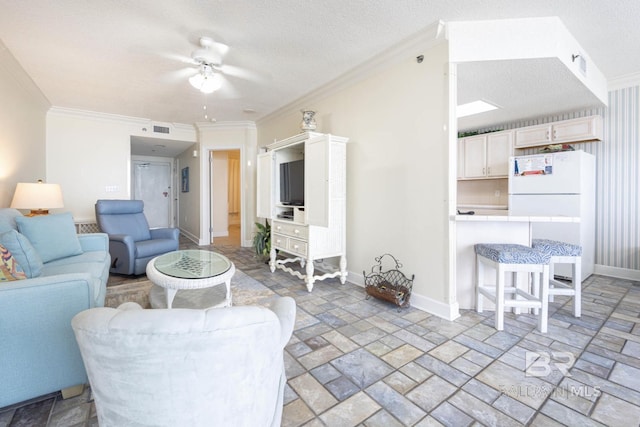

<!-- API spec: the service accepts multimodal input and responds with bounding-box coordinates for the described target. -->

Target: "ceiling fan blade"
[159,52,197,65]
[219,64,264,82]
[212,75,241,99]
[160,67,197,83]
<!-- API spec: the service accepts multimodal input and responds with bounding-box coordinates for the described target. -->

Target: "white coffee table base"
[146,255,235,309]
[149,284,232,309]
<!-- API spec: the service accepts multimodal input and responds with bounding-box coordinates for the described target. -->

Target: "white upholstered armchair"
[71,297,296,427]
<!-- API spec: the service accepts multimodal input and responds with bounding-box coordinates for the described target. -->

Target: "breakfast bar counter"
[454,214,580,310]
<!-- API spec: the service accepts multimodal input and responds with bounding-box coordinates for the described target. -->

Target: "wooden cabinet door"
[256,151,274,219]
[463,135,487,178]
[457,139,465,179]
[515,124,551,147]
[552,116,598,143]
[486,131,512,177]
[305,136,330,227]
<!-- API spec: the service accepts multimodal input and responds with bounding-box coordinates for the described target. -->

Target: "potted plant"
[252,220,271,262]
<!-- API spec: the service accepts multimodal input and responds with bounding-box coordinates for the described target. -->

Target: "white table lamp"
[10,180,64,216]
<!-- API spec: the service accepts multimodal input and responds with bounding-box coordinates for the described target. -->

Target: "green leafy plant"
[252,220,271,260]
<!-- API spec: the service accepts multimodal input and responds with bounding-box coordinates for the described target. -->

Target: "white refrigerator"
[508,150,595,280]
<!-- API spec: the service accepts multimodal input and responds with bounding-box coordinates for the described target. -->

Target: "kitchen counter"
[454,214,581,222]
[453,214,580,310]
[457,204,508,216]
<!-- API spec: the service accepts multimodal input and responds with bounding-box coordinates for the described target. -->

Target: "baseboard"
[594,264,640,281]
[410,293,461,321]
[348,270,460,321]
[179,229,200,245]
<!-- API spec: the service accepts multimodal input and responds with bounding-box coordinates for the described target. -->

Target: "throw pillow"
[0,230,43,278]
[16,212,83,263]
[0,243,27,281]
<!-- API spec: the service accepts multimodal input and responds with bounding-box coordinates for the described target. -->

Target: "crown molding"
[47,106,198,132]
[0,40,51,109]
[48,106,153,125]
[257,20,445,125]
[195,120,257,130]
[607,71,640,91]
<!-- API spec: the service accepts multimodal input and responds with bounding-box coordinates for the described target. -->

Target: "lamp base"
[26,209,50,217]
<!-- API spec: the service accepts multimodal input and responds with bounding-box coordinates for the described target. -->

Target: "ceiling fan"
[188,36,229,93]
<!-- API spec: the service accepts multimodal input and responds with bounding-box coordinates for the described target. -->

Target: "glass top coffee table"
[146,250,235,309]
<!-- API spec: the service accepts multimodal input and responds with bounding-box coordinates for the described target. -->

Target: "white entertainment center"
[257,132,348,291]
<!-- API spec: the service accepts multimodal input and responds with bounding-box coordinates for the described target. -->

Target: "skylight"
[457,100,499,118]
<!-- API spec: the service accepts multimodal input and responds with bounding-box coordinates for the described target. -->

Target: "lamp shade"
[10,182,64,216]
[189,71,222,94]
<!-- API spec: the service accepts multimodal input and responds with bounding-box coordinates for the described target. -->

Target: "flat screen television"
[279,159,304,205]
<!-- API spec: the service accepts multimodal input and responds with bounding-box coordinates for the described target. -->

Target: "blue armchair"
[95,200,179,275]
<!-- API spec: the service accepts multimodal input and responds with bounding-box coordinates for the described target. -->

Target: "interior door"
[133,161,172,228]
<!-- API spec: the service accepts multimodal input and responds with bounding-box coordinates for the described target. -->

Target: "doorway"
[210,150,241,246]
[132,160,173,228]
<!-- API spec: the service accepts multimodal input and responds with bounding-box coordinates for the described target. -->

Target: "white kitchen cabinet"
[460,130,513,179]
[457,139,465,179]
[462,135,486,178]
[257,132,348,291]
[514,115,602,148]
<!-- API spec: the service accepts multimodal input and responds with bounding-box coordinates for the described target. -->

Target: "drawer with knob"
[287,238,308,257]
[273,221,309,240]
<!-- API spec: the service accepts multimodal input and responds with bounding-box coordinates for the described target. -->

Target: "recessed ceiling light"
[457,100,499,118]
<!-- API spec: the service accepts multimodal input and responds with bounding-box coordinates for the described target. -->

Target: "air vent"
[579,56,587,76]
[153,125,170,134]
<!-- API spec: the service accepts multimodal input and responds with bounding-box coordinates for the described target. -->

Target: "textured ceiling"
[456,58,604,131]
[0,1,638,133]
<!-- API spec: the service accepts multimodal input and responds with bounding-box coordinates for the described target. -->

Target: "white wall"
[257,42,452,315]
[197,122,257,246]
[46,108,196,221]
[175,143,200,241]
[0,40,50,207]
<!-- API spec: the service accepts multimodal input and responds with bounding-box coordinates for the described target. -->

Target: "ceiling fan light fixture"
[189,65,222,94]
[189,73,205,88]
[200,74,222,93]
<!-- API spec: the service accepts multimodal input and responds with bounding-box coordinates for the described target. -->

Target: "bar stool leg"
[495,263,505,331]
[539,265,549,333]
[548,261,555,302]
[476,256,484,313]
[532,271,540,316]
[573,257,582,317]
[511,271,521,315]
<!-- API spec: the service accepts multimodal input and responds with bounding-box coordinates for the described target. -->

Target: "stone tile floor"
[1,239,639,426]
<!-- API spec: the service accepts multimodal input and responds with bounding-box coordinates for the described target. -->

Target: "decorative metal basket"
[363,254,414,310]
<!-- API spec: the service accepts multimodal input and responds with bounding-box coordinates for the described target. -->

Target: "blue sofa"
[0,208,110,408]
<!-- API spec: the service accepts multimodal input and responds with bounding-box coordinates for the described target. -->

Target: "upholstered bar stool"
[475,243,551,333]
[532,238,582,317]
